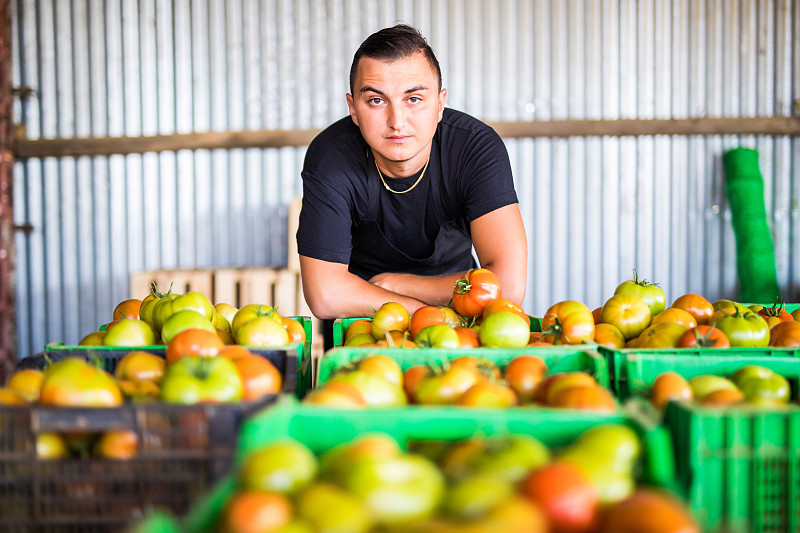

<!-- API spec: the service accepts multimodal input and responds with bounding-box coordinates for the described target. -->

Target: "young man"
[297,24,527,324]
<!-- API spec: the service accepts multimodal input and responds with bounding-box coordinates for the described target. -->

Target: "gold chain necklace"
[375,156,430,194]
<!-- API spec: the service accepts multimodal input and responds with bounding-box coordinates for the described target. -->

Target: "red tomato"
[232,355,283,400]
[452,269,502,318]
[540,301,595,345]
[503,356,547,403]
[409,306,449,339]
[165,328,226,365]
[522,462,599,533]
[454,327,481,348]
[677,326,730,349]
[113,298,142,321]
[768,321,800,347]
[671,293,714,325]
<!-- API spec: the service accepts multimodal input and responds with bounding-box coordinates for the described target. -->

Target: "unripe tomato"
[541,301,595,345]
[600,294,651,340]
[614,270,667,316]
[371,302,410,339]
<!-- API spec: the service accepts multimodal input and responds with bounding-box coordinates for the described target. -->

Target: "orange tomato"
[456,382,517,407]
[522,462,599,533]
[114,350,165,382]
[482,298,531,328]
[282,317,307,344]
[677,325,730,349]
[5,369,44,402]
[344,319,373,341]
[593,323,626,349]
[165,328,225,365]
[303,382,366,408]
[503,356,547,403]
[94,430,139,460]
[671,293,714,325]
[550,385,617,412]
[219,345,254,361]
[113,298,142,321]
[357,355,403,386]
[600,488,699,533]
[233,356,282,400]
[541,300,595,345]
[222,490,293,533]
[402,365,430,400]
[454,327,480,348]
[650,308,697,329]
[650,371,692,409]
[408,306,449,339]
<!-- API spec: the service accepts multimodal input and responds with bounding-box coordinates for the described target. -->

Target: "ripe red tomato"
[677,325,730,349]
[113,298,142,321]
[503,356,547,403]
[541,301,595,345]
[671,293,714,325]
[522,461,599,533]
[452,269,502,318]
[768,321,800,347]
[408,306,449,339]
[232,355,283,400]
[165,328,226,365]
[599,294,651,340]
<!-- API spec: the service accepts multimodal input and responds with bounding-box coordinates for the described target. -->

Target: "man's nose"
[387,104,406,130]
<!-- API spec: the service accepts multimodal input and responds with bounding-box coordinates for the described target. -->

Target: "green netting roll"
[722,147,779,303]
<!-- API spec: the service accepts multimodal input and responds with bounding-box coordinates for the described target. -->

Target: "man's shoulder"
[439,108,494,135]
[305,116,366,170]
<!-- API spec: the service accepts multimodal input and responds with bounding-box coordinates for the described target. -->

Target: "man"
[297,24,527,325]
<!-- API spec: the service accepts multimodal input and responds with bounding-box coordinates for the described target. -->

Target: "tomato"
[282,317,307,344]
[503,356,547,403]
[39,358,123,407]
[139,281,174,325]
[757,298,793,323]
[478,312,531,348]
[231,305,283,336]
[402,365,431,400]
[235,316,291,347]
[671,293,714,325]
[36,432,69,460]
[222,490,293,533]
[650,308,697,329]
[792,309,800,321]
[345,319,373,341]
[536,372,597,405]
[214,302,239,327]
[482,298,530,328]
[240,441,318,495]
[102,318,159,346]
[118,379,160,402]
[540,301,595,345]
[677,325,730,349]
[409,306,449,339]
[470,435,551,483]
[5,369,44,402]
[732,366,790,404]
[303,381,366,408]
[78,331,106,345]
[233,355,283,400]
[297,482,373,533]
[216,327,236,345]
[344,333,376,347]
[0,388,29,404]
[211,310,232,332]
[340,454,444,525]
[599,489,699,533]
[457,382,517,407]
[593,323,626,349]
[328,370,406,407]
[635,322,687,349]
[649,371,693,409]
[160,310,216,344]
[522,461,599,533]
[449,356,501,383]
[599,294,651,340]
[415,324,461,348]
[357,355,403,386]
[710,307,770,347]
[550,385,617,412]
[413,367,478,405]
[374,330,416,348]
[442,475,515,520]
[371,302,410,339]
[454,327,480,348]
[151,292,180,330]
[591,306,603,324]
[165,328,225,364]
[114,350,165,382]
[94,430,139,460]
[319,434,401,482]
[113,298,142,321]
[160,291,215,323]
[768,320,800,347]
[452,269,502,318]
[614,269,667,316]
[159,356,243,404]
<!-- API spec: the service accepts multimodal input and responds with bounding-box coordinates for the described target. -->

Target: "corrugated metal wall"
[10,0,800,356]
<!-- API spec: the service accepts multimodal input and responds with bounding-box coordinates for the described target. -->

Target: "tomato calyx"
[541,318,566,344]
[452,276,473,295]
[630,268,659,289]
[692,326,723,348]
[150,280,174,299]
[759,297,791,319]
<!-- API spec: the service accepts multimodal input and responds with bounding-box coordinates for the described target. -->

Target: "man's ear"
[438,88,447,121]
[346,93,359,126]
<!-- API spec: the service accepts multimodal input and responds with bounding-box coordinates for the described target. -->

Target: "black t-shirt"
[297,108,518,279]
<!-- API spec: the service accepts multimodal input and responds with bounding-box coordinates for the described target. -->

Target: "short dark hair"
[349,24,442,95]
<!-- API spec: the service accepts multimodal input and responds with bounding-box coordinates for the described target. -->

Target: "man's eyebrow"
[359,85,430,94]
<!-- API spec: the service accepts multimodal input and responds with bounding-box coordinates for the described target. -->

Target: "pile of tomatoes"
[79,282,306,348]
[217,423,698,533]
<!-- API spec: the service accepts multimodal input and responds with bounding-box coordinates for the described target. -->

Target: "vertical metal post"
[0,0,15,377]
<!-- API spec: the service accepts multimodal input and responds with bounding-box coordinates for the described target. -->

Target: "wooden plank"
[129,270,213,300]
[0,0,14,367]
[14,117,800,159]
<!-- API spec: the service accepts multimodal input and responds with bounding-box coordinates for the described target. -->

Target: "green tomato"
[478,312,529,348]
[443,475,515,520]
[231,304,283,336]
[711,308,770,347]
[613,270,667,316]
[159,356,243,404]
[239,440,318,495]
[730,365,775,388]
[102,318,158,346]
[160,309,216,344]
[296,482,374,533]
[564,424,640,475]
[737,373,790,404]
[151,293,180,331]
[39,358,123,407]
[470,435,551,482]
[234,315,290,347]
[341,454,444,526]
[414,324,460,348]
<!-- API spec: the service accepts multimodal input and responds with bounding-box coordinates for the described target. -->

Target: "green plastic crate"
[332,314,542,347]
[601,346,800,400]
[316,345,609,390]
[138,397,675,533]
[664,400,800,533]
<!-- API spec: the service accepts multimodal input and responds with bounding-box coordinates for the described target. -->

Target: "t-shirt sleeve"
[458,126,518,222]
[296,169,353,265]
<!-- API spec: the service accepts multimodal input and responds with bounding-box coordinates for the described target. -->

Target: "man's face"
[347,51,446,176]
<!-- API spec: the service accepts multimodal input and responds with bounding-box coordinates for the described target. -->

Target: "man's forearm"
[368,271,465,307]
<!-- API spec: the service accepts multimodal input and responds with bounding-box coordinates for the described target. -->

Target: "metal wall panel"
[10,0,800,355]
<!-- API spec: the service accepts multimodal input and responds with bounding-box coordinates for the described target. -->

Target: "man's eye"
[368,98,383,105]
[408,96,421,103]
